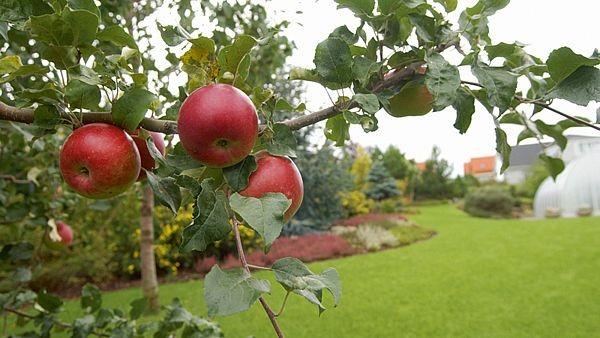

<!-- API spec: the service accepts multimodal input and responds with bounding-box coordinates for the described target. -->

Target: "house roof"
[464,156,496,174]
[509,143,543,166]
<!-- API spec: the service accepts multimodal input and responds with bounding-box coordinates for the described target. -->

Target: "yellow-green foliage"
[350,146,372,189]
[340,190,374,216]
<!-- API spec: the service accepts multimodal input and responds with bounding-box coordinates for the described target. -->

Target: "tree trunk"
[140,183,160,311]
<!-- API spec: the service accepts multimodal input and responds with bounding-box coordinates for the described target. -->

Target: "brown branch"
[0,174,31,184]
[460,80,600,132]
[0,101,178,134]
[232,218,285,338]
[3,307,109,337]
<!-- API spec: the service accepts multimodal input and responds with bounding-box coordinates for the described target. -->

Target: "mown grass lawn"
[20,205,600,337]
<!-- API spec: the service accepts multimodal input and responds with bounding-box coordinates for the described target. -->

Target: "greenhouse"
[534,151,600,218]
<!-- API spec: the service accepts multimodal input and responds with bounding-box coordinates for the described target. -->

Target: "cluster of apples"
[58,83,303,220]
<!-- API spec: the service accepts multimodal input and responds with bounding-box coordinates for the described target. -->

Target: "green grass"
[12,205,600,337]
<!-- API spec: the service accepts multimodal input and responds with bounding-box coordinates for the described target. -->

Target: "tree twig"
[275,291,290,317]
[460,80,600,132]
[231,218,285,338]
[2,307,109,337]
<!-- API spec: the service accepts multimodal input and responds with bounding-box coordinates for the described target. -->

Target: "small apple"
[239,152,304,221]
[45,221,73,249]
[178,83,258,168]
[130,129,165,181]
[385,66,433,117]
[60,123,141,199]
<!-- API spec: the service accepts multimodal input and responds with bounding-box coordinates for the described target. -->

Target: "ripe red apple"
[178,83,258,168]
[44,221,73,249]
[60,123,141,199]
[239,153,304,221]
[130,129,165,181]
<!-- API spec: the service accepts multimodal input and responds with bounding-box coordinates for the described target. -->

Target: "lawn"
[19,205,600,337]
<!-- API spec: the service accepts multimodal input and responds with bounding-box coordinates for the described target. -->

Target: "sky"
[151,0,600,175]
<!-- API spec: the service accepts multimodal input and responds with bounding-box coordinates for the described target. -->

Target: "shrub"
[334,213,407,227]
[375,198,403,213]
[464,186,516,218]
[340,190,375,216]
[354,225,399,251]
[577,204,592,217]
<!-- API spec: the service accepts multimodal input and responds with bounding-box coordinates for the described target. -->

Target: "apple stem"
[231,217,285,338]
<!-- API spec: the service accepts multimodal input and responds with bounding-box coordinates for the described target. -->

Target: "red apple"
[177,83,258,168]
[130,129,165,180]
[44,221,73,249]
[60,123,141,199]
[239,153,304,221]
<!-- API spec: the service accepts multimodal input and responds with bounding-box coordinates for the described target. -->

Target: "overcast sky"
[266,0,600,174]
[152,0,600,175]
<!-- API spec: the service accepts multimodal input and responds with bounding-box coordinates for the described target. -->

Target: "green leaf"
[498,111,522,125]
[33,105,60,129]
[266,123,298,157]
[39,45,78,70]
[229,192,291,246]
[517,129,535,144]
[546,66,600,106]
[156,23,185,46]
[314,37,353,87]
[111,88,156,131]
[65,79,100,110]
[434,0,457,12]
[37,291,63,313]
[0,0,52,28]
[495,127,511,173]
[272,257,341,312]
[539,154,565,180]
[129,298,148,320]
[68,0,101,18]
[204,265,270,317]
[324,114,350,146]
[181,179,230,252]
[68,65,101,85]
[289,67,321,83]
[97,25,138,49]
[335,0,374,16]
[28,8,99,46]
[20,87,63,104]
[0,64,48,83]
[353,93,380,113]
[408,14,435,43]
[547,47,600,84]
[352,56,381,86]
[12,267,32,283]
[146,171,181,214]
[217,35,256,76]
[329,25,357,44]
[81,284,102,314]
[472,64,518,113]
[425,53,461,110]
[534,120,567,150]
[0,242,34,261]
[223,155,257,192]
[0,55,22,74]
[452,87,475,134]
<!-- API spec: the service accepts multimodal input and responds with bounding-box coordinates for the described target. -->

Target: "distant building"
[463,156,496,182]
[415,162,427,171]
[503,135,600,185]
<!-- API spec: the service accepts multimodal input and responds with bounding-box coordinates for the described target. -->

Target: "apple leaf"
[452,87,475,134]
[495,127,511,173]
[352,93,380,114]
[546,47,600,84]
[157,23,187,46]
[111,87,156,131]
[272,257,341,313]
[266,123,297,158]
[325,114,350,146]
[81,284,102,314]
[146,171,181,214]
[425,52,461,111]
[65,79,100,110]
[0,55,22,74]
[217,34,256,76]
[181,179,231,252]
[472,64,518,113]
[97,25,138,49]
[204,265,270,317]
[539,154,565,180]
[534,120,567,150]
[229,193,291,247]
[545,66,600,106]
[37,291,63,313]
[33,105,60,129]
[129,298,148,320]
[314,37,353,88]
[223,155,257,192]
